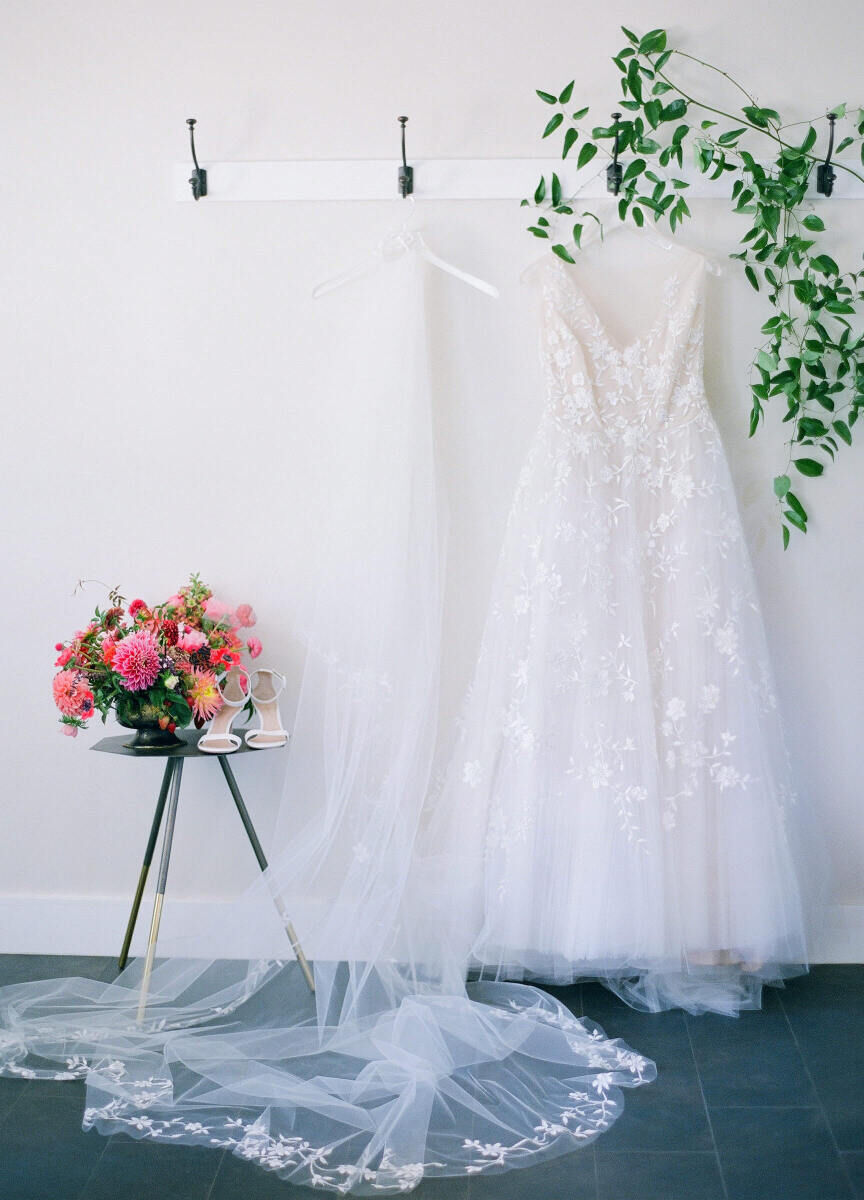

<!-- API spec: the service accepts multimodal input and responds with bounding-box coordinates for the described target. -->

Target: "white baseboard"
[1,895,862,965]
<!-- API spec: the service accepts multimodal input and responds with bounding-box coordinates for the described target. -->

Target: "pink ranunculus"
[55,647,75,668]
[128,599,147,618]
[177,629,206,653]
[112,630,161,691]
[235,604,257,628]
[246,636,262,659]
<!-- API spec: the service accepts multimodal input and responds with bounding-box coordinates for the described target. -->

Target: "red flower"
[128,599,147,618]
[211,647,241,671]
[160,618,179,646]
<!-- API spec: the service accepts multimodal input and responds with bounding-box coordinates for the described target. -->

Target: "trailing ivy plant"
[524,27,864,548]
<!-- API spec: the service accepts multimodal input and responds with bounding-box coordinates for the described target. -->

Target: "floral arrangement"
[52,575,262,737]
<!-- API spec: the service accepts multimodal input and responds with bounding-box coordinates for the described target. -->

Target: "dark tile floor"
[0,956,860,1199]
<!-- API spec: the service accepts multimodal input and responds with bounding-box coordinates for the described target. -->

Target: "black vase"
[115,694,184,752]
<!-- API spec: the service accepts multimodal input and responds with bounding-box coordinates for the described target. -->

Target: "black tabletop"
[91,728,266,758]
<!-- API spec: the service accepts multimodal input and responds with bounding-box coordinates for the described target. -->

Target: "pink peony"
[235,604,257,628]
[177,628,206,653]
[246,636,262,659]
[113,630,161,691]
[204,598,230,622]
[53,670,90,716]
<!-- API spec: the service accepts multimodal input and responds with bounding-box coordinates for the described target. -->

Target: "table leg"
[136,758,183,1023]
[217,755,316,994]
[118,759,174,971]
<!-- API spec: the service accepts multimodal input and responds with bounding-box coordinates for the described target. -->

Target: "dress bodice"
[539,251,707,436]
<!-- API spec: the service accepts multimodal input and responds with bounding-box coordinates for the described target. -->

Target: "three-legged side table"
[92,730,314,1020]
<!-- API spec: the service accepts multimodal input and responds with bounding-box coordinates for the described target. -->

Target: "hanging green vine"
[525,27,864,548]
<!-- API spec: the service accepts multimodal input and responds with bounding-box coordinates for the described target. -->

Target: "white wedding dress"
[429,240,813,1015]
[0,234,655,1193]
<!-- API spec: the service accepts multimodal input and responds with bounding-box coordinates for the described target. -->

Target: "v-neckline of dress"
[553,249,704,357]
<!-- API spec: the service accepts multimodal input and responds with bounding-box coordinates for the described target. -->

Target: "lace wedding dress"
[0,235,654,1193]
[429,240,812,1015]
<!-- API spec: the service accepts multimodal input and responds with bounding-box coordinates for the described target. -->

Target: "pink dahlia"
[246,636,262,659]
[53,670,90,716]
[187,668,223,722]
[177,628,206,653]
[113,630,161,691]
[234,603,257,628]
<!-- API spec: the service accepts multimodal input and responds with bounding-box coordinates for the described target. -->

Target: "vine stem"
[652,54,864,186]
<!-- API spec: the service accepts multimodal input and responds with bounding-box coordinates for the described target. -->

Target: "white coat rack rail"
[172,158,864,203]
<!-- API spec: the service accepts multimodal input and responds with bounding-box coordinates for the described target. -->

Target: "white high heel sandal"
[245,669,289,750]
[198,664,251,754]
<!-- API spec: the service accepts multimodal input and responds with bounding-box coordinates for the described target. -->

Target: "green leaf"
[534,175,546,204]
[536,90,557,105]
[773,474,791,498]
[645,99,662,129]
[551,172,562,206]
[621,25,639,45]
[786,491,807,522]
[802,213,825,231]
[811,254,839,275]
[632,204,645,227]
[527,226,549,238]
[572,223,583,247]
[801,126,817,153]
[718,127,747,145]
[558,80,575,104]
[577,142,598,170]
[782,524,790,551]
[756,349,778,372]
[543,112,564,138]
[662,98,687,121]
[551,243,576,264]
[623,157,646,181]
[833,419,852,444]
[798,416,828,437]
[829,102,847,118]
[562,127,579,158]
[638,28,667,54]
[794,457,824,476]
[743,105,781,126]
[654,49,672,71]
[745,264,759,291]
[784,508,807,533]
[571,106,589,121]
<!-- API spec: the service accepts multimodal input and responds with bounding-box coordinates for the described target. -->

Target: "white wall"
[0,0,861,960]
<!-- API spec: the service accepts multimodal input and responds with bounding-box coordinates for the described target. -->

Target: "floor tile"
[0,1077,29,1124]
[596,1150,724,1200]
[842,1152,864,1200]
[466,1147,596,1199]
[686,988,816,1107]
[0,1089,106,1200]
[0,953,115,987]
[780,968,864,1150]
[712,1106,853,1200]
[81,1136,223,1200]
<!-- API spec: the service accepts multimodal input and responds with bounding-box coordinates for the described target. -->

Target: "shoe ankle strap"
[250,668,286,703]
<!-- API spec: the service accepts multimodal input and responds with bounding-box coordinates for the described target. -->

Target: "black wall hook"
[816,113,837,197]
[398,116,414,198]
[606,112,623,195]
[187,118,207,200]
